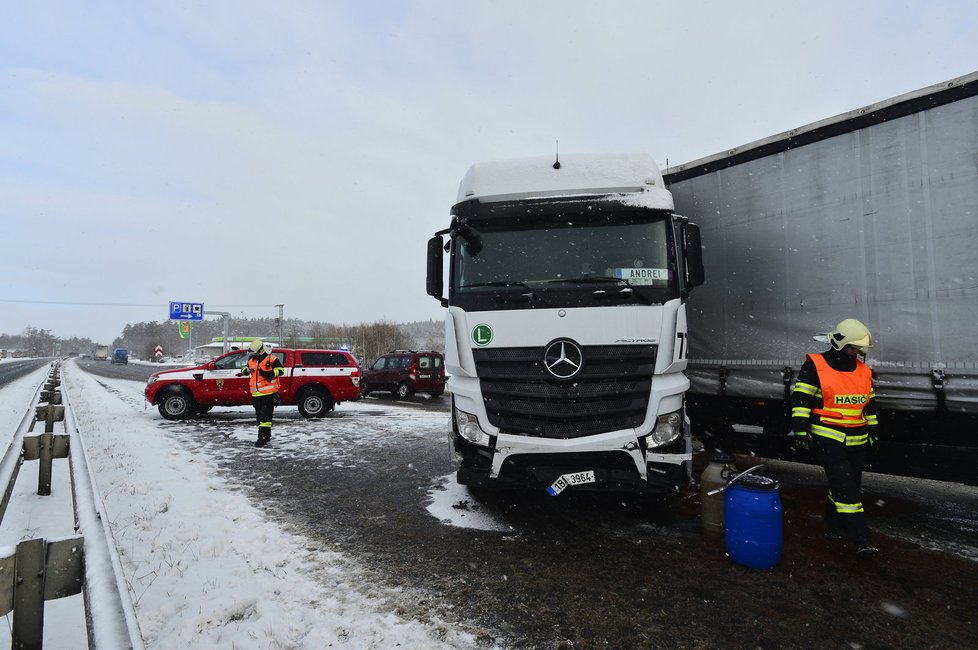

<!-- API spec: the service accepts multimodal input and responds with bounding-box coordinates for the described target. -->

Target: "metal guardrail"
[0,361,144,649]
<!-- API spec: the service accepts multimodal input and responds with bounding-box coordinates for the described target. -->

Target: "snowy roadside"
[3,361,480,649]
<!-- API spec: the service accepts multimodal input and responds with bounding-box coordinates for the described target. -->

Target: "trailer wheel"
[297,387,334,418]
[158,389,196,420]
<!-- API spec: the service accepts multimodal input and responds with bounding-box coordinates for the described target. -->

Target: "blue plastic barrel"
[724,474,783,569]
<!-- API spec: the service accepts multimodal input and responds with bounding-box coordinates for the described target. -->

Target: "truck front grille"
[473,345,655,438]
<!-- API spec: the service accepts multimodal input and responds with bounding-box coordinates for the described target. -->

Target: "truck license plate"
[546,471,596,496]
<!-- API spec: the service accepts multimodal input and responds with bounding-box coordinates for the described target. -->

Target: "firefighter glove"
[792,432,810,452]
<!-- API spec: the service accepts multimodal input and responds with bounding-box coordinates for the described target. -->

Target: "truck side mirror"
[683,223,705,288]
[426,236,448,306]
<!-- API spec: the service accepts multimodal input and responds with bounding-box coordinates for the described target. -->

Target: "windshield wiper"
[547,276,628,285]
[547,276,652,305]
[460,281,537,291]
[460,281,552,306]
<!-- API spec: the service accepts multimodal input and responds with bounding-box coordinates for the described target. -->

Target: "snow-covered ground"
[0,361,499,649]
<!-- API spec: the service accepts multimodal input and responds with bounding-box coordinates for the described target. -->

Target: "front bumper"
[453,428,691,494]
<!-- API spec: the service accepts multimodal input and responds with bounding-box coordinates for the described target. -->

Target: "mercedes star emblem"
[543,339,583,380]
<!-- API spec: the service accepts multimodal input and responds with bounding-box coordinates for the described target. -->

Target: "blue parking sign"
[169,301,204,320]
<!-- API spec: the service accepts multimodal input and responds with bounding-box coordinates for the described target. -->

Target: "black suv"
[362,350,446,399]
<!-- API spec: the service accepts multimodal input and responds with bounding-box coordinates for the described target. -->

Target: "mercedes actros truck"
[426,152,704,496]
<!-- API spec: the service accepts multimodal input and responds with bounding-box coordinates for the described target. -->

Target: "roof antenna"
[553,140,561,169]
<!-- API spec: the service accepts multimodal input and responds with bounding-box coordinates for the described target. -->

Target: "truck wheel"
[429,391,443,399]
[297,387,334,418]
[396,382,414,399]
[158,391,195,420]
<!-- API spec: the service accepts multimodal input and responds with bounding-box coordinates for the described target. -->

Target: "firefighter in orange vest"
[791,319,880,557]
[240,339,285,447]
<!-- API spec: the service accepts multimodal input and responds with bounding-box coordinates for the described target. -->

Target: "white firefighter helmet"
[828,319,873,354]
[249,339,264,354]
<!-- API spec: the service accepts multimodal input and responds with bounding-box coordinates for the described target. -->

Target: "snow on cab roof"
[456,152,674,210]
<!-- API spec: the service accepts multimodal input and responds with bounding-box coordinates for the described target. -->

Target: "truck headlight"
[645,410,683,448]
[147,376,158,385]
[454,407,491,447]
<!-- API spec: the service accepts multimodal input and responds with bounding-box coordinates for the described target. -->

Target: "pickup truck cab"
[145,348,361,420]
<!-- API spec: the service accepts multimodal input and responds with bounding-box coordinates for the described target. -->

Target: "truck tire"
[360,382,370,397]
[297,387,334,418]
[158,390,196,420]
[396,382,414,399]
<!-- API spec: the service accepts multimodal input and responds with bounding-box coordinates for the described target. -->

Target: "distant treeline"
[0,326,94,358]
[0,318,445,364]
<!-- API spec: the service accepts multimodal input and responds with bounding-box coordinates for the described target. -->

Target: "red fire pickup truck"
[145,348,362,420]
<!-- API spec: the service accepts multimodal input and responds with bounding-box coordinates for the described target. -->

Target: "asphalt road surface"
[0,357,56,387]
[73,357,161,382]
[78,363,978,649]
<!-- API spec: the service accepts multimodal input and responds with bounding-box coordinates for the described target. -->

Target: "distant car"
[111,348,129,364]
[362,350,445,399]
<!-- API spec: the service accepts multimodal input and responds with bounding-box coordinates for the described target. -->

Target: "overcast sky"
[2,1,977,343]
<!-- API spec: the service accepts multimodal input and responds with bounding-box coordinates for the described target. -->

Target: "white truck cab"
[427,153,704,496]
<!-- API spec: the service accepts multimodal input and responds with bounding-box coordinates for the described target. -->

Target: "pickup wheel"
[297,387,334,418]
[396,382,414,399]
[158,389,196,420]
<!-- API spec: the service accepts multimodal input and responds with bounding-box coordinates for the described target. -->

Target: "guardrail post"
[1,537,85,649]
[27,407,67,497]
[37,433,53,497]
[12,538,45,650]
[33,405,64,436]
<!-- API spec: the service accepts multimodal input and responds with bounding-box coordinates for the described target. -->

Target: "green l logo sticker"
[472,324,493,346]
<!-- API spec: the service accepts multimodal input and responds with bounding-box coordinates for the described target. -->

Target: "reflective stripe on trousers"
[817,438,870,543]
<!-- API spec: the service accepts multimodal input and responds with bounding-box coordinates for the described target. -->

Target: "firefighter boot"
[255,425,271,448]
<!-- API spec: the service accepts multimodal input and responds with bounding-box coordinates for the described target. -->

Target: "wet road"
[0,358,55,387]
[73,358,161,382]
[84,367,978,649]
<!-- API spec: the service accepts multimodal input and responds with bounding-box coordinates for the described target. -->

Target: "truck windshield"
[453,211,675,306]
